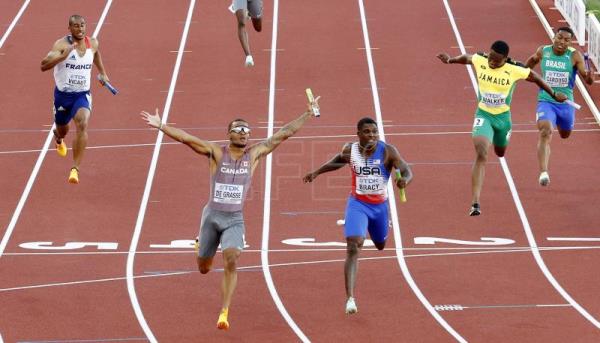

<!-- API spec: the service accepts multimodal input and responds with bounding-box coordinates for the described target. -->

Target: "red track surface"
[1,1,600,342]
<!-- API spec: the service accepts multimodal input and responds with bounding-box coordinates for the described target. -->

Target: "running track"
[1,1,600,342]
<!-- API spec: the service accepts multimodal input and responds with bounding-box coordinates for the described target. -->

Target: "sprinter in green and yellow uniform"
[437,41,567,216]
[525,27,595,187]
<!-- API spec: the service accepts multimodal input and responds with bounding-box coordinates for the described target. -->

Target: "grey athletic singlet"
[208,145,253,212]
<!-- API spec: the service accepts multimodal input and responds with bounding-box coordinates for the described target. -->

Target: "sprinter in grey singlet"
[140,93,320,330]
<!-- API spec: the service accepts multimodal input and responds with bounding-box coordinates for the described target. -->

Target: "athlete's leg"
[471,135,490,205]
[235,10,251,57]
[221,247,241,310]
[71,107,90,170]
[197,256,214,274]
[537,120,553,174]
[345,236,364,299]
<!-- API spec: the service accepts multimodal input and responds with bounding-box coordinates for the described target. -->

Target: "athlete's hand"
[302,172,318,183]
[306,95,320,117]
[553,92,568,103]
[98,73,110,84]
[437,53,451,64]
[140,108,162,129]
[395,177,407,189]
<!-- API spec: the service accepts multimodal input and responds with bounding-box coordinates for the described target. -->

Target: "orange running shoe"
[68,167,79,184]
[217,308,229,330]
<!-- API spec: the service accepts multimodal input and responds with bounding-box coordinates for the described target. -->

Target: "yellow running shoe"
[56,140,67,157]
[68,167,79,184]
[217,308,229,330]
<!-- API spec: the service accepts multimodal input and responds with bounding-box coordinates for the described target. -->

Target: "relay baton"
[305,88,320,117]
[97,74,118,95]
[584,52,591,72]
[565,99,581,110]
[395,170,407,203]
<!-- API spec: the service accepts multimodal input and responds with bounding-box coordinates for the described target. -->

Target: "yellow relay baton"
[305,88,320,117]
[395,170,407,203]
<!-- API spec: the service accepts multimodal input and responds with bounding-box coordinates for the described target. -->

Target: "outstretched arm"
[526,70,567,102]
[303,144,351,183]
[251,98,319,160]
[386,145,412,189]
[41,39,73,72]
[140,109,220,157]
[525,46,543,69]
[92,38,110,83]
[436,52,473,65]
[573,51,594,85]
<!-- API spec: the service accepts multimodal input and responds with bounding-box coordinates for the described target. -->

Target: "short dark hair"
[491,40,509,57]
[228,118,248,131]
[357,117,377,130]
[557,26,574,37]
[69,14,84,25]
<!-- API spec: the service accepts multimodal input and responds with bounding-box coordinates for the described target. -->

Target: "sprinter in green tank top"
[525,27,594,186]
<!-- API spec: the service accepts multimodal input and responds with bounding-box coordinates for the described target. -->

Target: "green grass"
[588,0,600,19]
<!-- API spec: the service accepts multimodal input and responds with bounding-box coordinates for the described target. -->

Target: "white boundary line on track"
[443,0,600,329]
[260,0,310,341]
[3,127,600,156]
[125,1,196,342]
[0,0,30,49]
[5,244,600,294]
[0,0,113,260]
[528,0,600,123]
[357,1,466,342]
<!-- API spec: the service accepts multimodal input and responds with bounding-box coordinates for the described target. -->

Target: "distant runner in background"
[229,0,263,67]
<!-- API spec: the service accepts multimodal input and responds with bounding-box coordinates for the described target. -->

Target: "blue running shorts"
[343,196,389,244]
[536,101,575,131]
[53,87,92,125]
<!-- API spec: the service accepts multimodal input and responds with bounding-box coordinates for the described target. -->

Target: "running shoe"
[469,203,481,216]
[539,171,550,186]
[53,130,67,157]
[345,297,358,314]
[217,308,229,330]
[245,55,254,68]
[68,167,79,184]
[194,237,199,254]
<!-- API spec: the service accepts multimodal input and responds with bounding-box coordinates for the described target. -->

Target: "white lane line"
[260,0,309,341]
[0,0,30,49]
[434,303,571,311]
[4,127,600,156]
[528,0,600,124]
[7,245,593,294]
[0,0,113,260]
[125,1,196,342]
[358,1,466,342]
[7,243,600,256]
[443,0,600,329]
[547,237,600,242]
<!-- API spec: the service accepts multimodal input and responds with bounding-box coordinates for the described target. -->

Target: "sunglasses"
[230,126,251,134]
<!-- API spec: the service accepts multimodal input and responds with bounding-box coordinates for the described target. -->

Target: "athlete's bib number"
[480,92,506,108]
[68,74,89,89]
[544,71,569,88]
[213,183,244,204]
[356,175,385,195]
[473,117,485,127]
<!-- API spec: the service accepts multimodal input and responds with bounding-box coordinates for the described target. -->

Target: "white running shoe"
[245,55,254,67]
[539,171,550,186]
[228,3,235,13]
[345,297,358,314]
